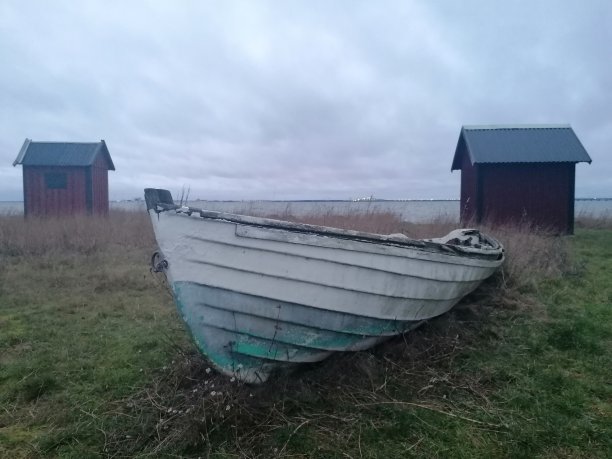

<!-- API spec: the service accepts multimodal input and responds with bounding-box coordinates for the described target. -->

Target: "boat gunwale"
[151,202,504,262]
[184,233,500,278]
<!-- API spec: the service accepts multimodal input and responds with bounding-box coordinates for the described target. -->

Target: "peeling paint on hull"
[145,188,504,384]
[172,282,417,383]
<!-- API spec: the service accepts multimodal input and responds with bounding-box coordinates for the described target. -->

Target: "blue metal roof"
[451,125,592,170]
[13,139,115,170]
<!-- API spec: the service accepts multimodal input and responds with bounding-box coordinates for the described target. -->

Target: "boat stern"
[145,188,177,213]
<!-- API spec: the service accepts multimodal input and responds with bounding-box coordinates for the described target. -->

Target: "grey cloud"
[0,0,610,201]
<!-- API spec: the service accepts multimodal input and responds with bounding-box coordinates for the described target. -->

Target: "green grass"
[1,214,611,458]
[449,230,612,458]
[0,213,188,458]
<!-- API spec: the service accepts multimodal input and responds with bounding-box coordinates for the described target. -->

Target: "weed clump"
[575,212,612,230]
[14,374,60,402]
[105,312,501,458]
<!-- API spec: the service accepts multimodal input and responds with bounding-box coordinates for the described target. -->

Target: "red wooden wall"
[459,142,478,223]
[23,163,111,217]
[459,161,576,234]
[479,163,574,233]
[91,154,110,215]
[23,166,88,217]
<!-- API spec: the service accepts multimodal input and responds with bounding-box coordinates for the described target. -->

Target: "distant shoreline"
[2,198,611,204]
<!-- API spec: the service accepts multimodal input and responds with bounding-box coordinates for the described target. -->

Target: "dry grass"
[1,209,594,457]
[259,210,458,239]
[105,309,501,458]
[0,210,155,257]
[0,208,573,314]
[482,222,574,291]
[97,210,578,457]
[575,212,612,230]
[258,211,574,292]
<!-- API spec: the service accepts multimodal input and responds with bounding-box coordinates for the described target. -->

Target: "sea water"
[1,199,611,222]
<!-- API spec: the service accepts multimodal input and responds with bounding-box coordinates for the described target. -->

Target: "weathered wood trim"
[85,166,93,214]
[475,164,484,223]
[568,164,576,234]
[22,166,29,217]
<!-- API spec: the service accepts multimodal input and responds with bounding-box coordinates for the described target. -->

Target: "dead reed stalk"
[575,211,612,230]
[0,210,155,257]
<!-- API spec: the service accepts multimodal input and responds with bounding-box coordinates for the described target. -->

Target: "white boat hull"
[145,189,504,383]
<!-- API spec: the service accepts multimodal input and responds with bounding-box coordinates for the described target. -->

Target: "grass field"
[0,212,610,458]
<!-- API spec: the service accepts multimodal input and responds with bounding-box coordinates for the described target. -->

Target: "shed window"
[45,172,67,189]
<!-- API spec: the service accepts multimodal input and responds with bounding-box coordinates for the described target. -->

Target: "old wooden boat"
[145,188,504,383]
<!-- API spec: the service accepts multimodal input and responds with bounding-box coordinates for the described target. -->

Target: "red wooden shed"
[13,139,115,217]
[451,125,591,234]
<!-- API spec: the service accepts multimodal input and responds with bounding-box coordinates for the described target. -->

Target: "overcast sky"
[1,0,610,201]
